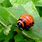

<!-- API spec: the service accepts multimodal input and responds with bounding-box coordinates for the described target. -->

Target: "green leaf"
[1,0,12,7]
[14,32,35,42]
[4,30,15,42]
[36,7,42,17]
[0,6,17,35]
[35,0,42,6]
[0,23,4,33]
[0,6,10,25]
[8,6,26,19]
[32,0,42,6]
[0,24,5,42]
[0,0,4,3]
[10,0,42,6]
[10,0,31,6]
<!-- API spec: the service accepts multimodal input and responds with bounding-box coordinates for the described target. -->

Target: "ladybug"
[17,14,34,30]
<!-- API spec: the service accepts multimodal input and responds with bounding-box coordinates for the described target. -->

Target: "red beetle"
[17,14,34,30]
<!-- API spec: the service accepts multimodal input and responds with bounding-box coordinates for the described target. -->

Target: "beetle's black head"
[17,22,22,28]
[17,22,23,30]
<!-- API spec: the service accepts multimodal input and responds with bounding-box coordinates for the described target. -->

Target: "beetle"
[17,14,34,30]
